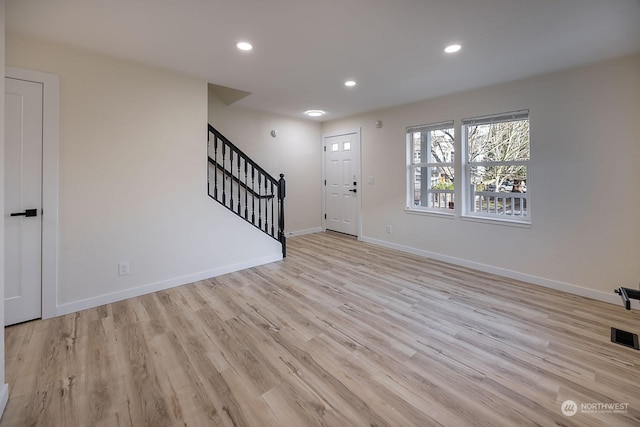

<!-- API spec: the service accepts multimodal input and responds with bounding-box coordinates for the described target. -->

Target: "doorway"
[4,67,59,325]
[323,129,361,237]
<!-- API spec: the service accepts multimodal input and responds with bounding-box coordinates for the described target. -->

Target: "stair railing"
[207,125,286,257]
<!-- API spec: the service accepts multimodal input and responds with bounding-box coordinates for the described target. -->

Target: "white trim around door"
[6,66,59,320]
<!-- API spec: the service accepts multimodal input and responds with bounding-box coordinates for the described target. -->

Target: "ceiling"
[6,0,640,121]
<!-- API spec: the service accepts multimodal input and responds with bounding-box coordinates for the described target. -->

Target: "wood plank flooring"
[2,231,640,426]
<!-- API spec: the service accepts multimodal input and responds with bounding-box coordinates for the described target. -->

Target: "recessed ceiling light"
[444,44,461,53]
[345,80,357,87]
[305,110,326,117]
[236,42,253,51]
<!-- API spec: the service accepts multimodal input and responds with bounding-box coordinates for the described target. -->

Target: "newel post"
[277,173,286,257]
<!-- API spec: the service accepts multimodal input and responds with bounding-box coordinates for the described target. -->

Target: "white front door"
[324,130,360,236]
[4,77,43,326]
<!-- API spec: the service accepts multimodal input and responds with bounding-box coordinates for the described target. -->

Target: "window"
[463,110,530,222]
[407,121,455,212]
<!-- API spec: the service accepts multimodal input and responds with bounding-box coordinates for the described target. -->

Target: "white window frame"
[462,110,531,225]
[406,121,455,215]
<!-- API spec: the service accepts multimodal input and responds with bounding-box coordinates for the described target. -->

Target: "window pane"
[407,121,456,212]
[467,119,529,162]
[412,166,455,209]
[469,166,527,217]
[412,166,423,206]
[429,166,455,190]
[412,132,422,164]
[411,128,454,165]
[429,128,455,164]
[469,165,527,193]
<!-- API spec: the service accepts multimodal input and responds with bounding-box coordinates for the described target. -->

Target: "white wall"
[0,0,8,417]
[208,90,323,235]
[323,54,640,303]
[6,33,282,312]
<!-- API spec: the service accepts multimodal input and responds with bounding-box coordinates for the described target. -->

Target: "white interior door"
[324,131,360,236]
[4,77,43,326]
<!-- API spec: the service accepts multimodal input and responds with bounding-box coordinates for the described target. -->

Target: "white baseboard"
[286,227,323,237]
[56,253,283,316]
[0,383,9,420]
[360,236,630,307]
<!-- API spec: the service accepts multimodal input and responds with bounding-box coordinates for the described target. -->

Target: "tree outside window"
[464,110,530,221]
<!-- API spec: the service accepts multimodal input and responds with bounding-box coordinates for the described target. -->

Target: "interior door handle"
[348,189,357,193]
[10,209,38,217]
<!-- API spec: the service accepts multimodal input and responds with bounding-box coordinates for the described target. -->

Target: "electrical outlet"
[118,261,130,276]
[386,225,392,234]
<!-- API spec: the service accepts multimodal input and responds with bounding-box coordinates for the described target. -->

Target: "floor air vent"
[611,327,639,350]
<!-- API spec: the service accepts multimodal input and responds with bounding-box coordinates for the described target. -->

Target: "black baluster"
[213,136,218,199]
[229,149,234,210]
[221,141,226,205]
[264,176,268,232]
[237,154,242,214]
[270,180,275,237]
[265,187,269,234]
[258,173,262,229]
[251,166,256,225]
[244,160,248,220]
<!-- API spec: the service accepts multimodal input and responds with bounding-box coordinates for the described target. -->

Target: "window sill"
[461,214,531,228]
[405,207,455,219]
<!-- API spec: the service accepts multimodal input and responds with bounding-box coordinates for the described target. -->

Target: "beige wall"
[323,54,640,302]
[208,89,323,235]
[6,33,282,311]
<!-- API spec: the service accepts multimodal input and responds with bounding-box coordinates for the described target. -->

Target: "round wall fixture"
[270,129,278,137]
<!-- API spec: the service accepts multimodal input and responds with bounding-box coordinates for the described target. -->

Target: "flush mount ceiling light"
[305,110,326,117]
[236,41,253,51]
[444,44,462,53]
[344,80,357,87]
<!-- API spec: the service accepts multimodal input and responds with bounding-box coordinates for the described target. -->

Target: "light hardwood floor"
[2,231,640,426]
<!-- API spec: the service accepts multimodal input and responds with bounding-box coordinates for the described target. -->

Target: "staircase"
[207,125,286,257]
